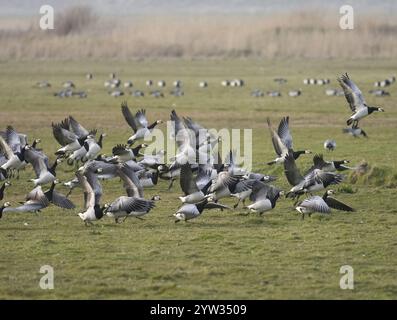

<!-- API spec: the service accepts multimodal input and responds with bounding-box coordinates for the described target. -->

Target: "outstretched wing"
[180,164,199,195]
[325,197,355,212]
[135,109,148,128]
[300,196,331,213]
[267,118,288,157]
[121,101,138,132]
[283,151,303,186]
[68,116,90,139]
[277,117,293,150]
[337,73,366,112]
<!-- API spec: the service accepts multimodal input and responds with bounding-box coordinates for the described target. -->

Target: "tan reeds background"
[0,6,396,60]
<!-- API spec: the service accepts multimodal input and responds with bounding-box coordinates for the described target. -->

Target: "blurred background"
[1,0,396,60]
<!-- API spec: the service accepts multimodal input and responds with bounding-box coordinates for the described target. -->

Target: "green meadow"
[0,59,396,299]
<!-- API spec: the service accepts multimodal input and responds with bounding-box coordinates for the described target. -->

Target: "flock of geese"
[1,73,386,223]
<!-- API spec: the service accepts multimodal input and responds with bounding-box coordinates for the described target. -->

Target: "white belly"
[247,199,272,213]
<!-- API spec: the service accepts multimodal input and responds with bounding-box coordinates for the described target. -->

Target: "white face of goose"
[327,190,336,196]
[4,181,11,187]
[53,179,60,184]
[305,150,312,154]
[3,202,11,207]
[377,107,385,112]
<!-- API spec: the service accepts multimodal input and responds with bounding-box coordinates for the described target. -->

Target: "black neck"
[271,193,281,208]
[367,106,378,114]
[0,183,5,194]
[98,135,104,148]
[322,191,329,200]
[49,159,59,175]
[333,161,345,169]
[148,121,159,130]
[132,144,144,155]
[94,204,104,219]
[196,200,208,213]
[293,150,305,159]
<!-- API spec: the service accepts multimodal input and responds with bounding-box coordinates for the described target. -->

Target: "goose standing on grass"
[0,181,11,201]
[245,181,283,215]
[323,139,336,151]
[342,124,368,138]
[104,164,155,223]
[338,73,385,126]
[284,151,344,201]
[296,190,354,219]
[266,117,311,165]
[179,163,212,204]
[173,199,230,223]
[121,102,163,145]
[76,171,105,226]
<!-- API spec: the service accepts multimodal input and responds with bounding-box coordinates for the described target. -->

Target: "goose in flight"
[52,116,96,156]
[173,199,230,223]
[104,164,155,223]
[245,181,283,215]
[24,148,62,186]
[5,186,50,213]
[179,163,212,204]
[267,117,311,165]
[0,131,29,179]
[306,154,350,173]
[121,102,163,145]
[76,171,105,226]
[338,73,385,126]
[296,190,354,219]
[284,151,344,200]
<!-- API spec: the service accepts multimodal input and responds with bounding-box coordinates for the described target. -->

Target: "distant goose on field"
[179,163,212,204]
[338,73,385,126]
[251,89,264,97]
[62,81,75,88]
[173,80,182,88]
[245,181,283,215]
[284,151,344,200]
[124,81,133,88]
[109,73,116,79]
[150,90,164,98]
[121,102,163,144]
[342,124,368,138]
[303,79,309,85]
[368,89,390,97]
[86,73,93,80]
[0,181,11,201]
[110,79,121,88]
[35,81,51,88]
[309,78,316,85]
[266,117,311,165]
[146,80,153,87]
[170,89,184,97]
[199,81,208,88]
[131,90,145,97]
[157,80,166,87]
[325,88,344,96]
[267,91,281,97]
[230,79,244,87]
[109,90,124,97]
[173,199,230,223]
[221,80,230,87]
[288,90,301,97]
[323,139,336,151]
[274,78,287,84]
[296,190,354,219]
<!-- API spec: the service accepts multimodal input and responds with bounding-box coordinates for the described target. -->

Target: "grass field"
[0,59,396,299]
